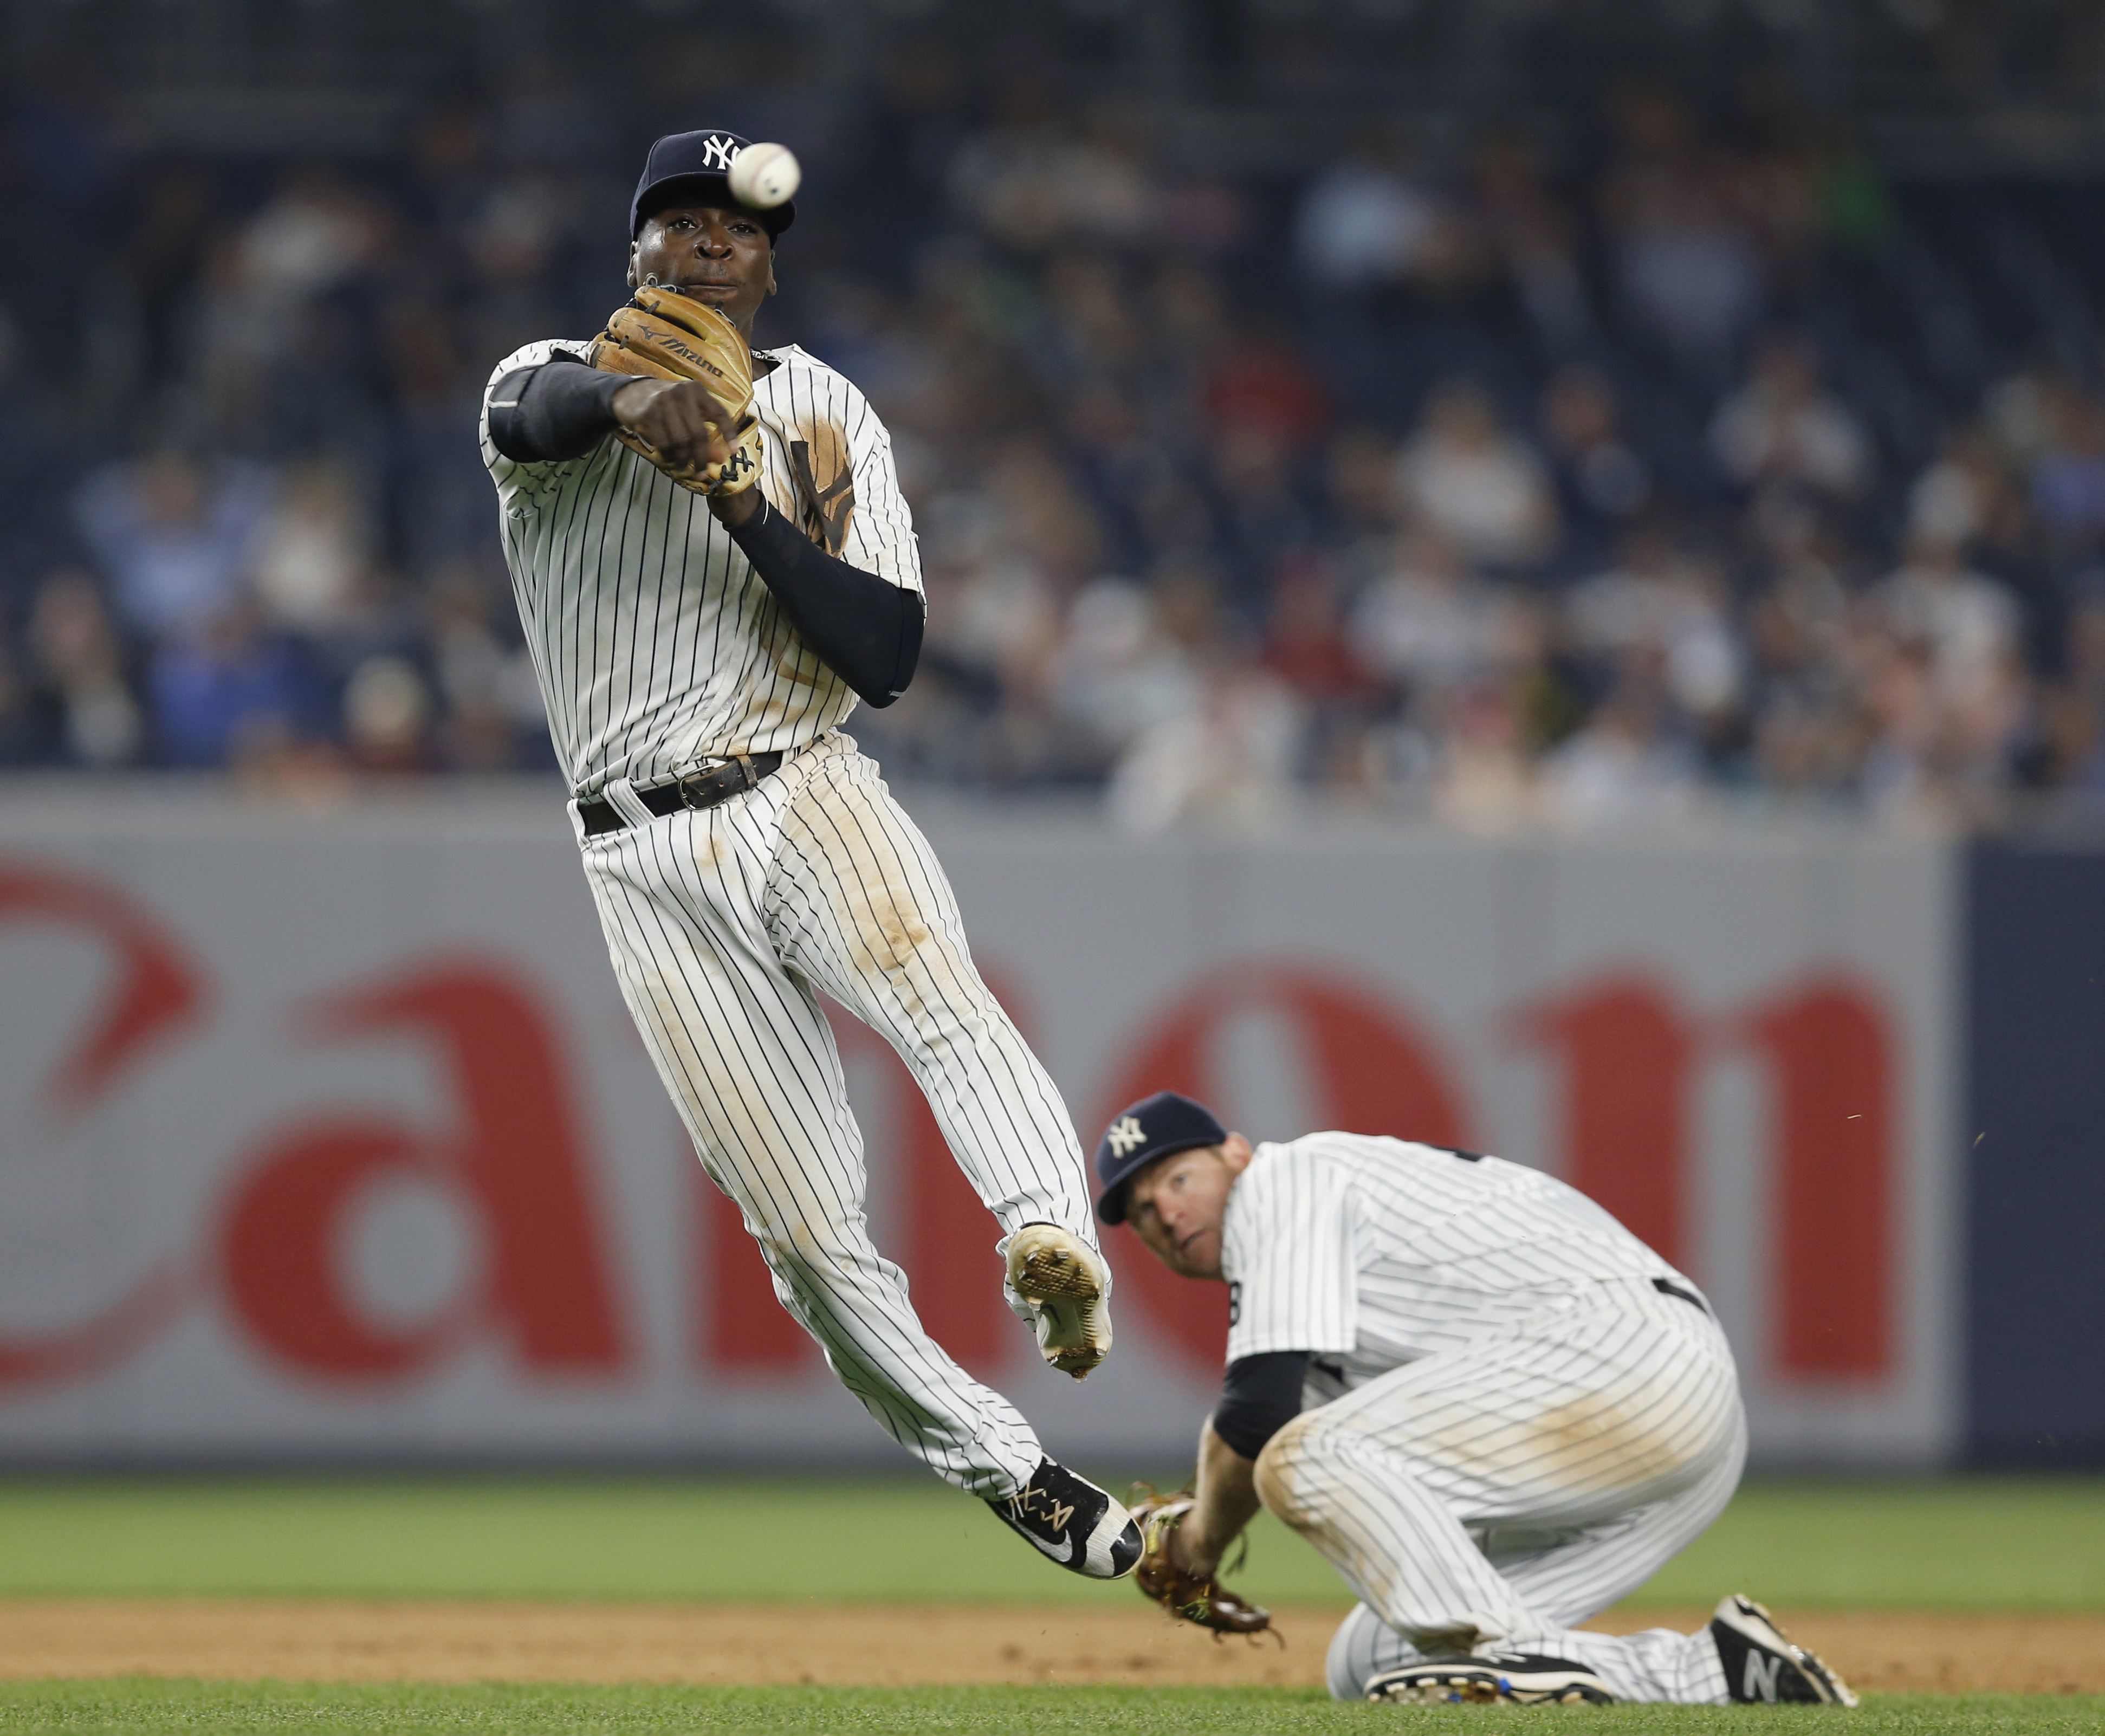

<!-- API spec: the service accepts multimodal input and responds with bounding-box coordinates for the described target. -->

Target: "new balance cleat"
[1007,1223,1112,1378]
[1710,1595,1859,1706]
[1366,1652,1615,1706]
[986,1458,1142,1579]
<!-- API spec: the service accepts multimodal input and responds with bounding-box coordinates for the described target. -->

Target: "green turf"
[0,1683,2096,1734]
[0,1475,2099,1611]
[0,1683,2098,1735]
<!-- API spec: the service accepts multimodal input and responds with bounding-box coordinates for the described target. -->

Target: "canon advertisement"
[0,795,1956,1468]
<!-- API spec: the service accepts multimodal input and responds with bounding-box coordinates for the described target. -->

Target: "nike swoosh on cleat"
[1024,1528,1076,1565]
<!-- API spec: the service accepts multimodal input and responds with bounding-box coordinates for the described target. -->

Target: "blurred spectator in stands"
[1052,577,1201,767]
[1539,678,1700,831]
[342,653,432,775]
[1873,533,2023,715]
[148,601,316,769]
[1295,132,1441,296]
[1327,425,1406,545]
[2027,385,2105,555]
[1350,529,1506,711]
[23,569,144,768]
[1567,525,1743,737]
[1906,427,2024,554]
[426,563,545,770]
[1395,379,1558,567]
[1744,520,1866,796]
[247,461,370,637]
[2034,595,2105,797]
[192,165,386,444]
[1211,424,1320,613]
[949,100,1156,254]
[73,452,274,639]
[1473,133,1593,357]
[1539,365,1653,568]
[1262,553,1377,782]
[0,621,30,764]
[1432,676,1539,834]
[1983,362,2064,471]
[1711,332,1870,501]
[1263,554,1365,702]
[1202,323,1330,450]
[1106,655,1300,834]
[1602,88,1763,373]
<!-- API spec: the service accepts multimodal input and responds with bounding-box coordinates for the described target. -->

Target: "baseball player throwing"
[478,127,1139,1578]
[1098,1091,1858,1707]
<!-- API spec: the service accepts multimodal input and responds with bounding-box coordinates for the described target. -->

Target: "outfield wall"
[0,783,2079,1471]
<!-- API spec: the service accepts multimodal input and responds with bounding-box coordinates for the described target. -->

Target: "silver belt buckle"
[675,754,755,811]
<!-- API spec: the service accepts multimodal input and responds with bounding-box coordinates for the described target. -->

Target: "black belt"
[578,752,786,838]
[1653,1277,1708,1315]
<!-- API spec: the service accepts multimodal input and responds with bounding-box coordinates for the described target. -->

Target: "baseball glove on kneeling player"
[589,283,763,495]
[1129,1489,1272,1638]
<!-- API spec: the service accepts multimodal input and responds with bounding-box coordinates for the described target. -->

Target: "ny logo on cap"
[699,134,742,171]
[1106,1116,1147,1158]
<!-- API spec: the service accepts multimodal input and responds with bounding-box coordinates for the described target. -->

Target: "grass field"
[1,1682,2102,1734]
[1,1473,2100,1609]
[2,1474,2101,1732]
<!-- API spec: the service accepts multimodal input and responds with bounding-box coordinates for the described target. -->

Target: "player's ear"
[626,241,639,290]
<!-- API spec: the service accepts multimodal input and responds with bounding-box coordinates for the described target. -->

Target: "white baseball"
[728,142,800,210]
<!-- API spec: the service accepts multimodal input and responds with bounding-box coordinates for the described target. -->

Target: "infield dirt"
[0,1601,2097,1695]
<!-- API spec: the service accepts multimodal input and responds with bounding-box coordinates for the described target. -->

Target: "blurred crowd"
[6,41,2105,831]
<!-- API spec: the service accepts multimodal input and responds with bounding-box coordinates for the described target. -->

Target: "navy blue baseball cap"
[631,128,796,238]
[1094,1091,1228,1224]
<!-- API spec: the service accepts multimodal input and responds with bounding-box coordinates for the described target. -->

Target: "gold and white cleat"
[1007,1225,1112,1379]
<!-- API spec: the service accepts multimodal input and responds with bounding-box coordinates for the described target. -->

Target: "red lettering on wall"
[1510,973,1697,1269]
[1098,964,1470,1370]
[0,860,205,1114]
[1735,976,1896,1379]
[221,959,630,1382]
[0,858,205,1389]
[222,1120,463,1377]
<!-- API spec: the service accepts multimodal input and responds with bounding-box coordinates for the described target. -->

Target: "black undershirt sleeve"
[726,496,924,708]
[1211,1350,1312,1461]
[486,354,626,463]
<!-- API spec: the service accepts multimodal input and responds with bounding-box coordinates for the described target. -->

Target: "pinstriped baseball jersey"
[1222,1135,1682,1375]
[479,339,921,799]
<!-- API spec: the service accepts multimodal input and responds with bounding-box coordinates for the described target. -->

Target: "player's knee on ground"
[1252,1408,1327,1530]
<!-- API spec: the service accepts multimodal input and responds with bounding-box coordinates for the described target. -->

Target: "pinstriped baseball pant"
[1253,1283,1746,1703]
[574,731,1102,1497]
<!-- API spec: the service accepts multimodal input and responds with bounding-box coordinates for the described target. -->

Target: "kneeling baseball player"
[1098,1091,1857,1708]
[478,129,1137,1579]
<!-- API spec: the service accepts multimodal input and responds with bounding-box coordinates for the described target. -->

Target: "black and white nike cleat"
[1710,1595,1860,1706]
[1366,1653,1615,1706]
[986,1459,1142,1579]
[1006,1225,1112,1378]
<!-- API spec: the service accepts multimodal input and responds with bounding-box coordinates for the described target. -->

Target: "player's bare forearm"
[1172,1418,1262,1579]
